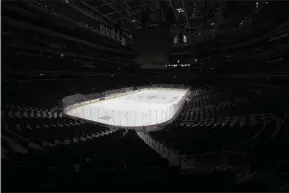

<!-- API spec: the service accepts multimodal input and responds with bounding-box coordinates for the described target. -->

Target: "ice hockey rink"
[65,89,188,128]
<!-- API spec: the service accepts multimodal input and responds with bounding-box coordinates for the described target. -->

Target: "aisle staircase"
[136,131,179,166]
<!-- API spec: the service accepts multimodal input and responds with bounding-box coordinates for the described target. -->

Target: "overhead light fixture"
[183,35,187,43]
[176,8,184,13]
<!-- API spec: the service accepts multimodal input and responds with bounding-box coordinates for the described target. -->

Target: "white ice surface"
[66,89,187,127]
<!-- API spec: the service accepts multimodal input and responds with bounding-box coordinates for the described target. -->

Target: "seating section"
[2,105,169,167]
[2,80,289,191]
[149,84,288,189]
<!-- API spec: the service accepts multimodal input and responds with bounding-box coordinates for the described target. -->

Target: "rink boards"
[64,88,190,130]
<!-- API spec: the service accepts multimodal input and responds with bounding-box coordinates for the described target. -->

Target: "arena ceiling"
[2,0,289,75]
[5,0,284,47]
[65,1,287,43]
[49,1,289,67]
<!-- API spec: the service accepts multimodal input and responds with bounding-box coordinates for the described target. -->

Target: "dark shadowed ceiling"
[2,0,289,77]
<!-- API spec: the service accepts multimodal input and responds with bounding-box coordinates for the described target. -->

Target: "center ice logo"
[146,96,159,100]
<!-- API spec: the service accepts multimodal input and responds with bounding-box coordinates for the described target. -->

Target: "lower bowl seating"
[2,81,289,191]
